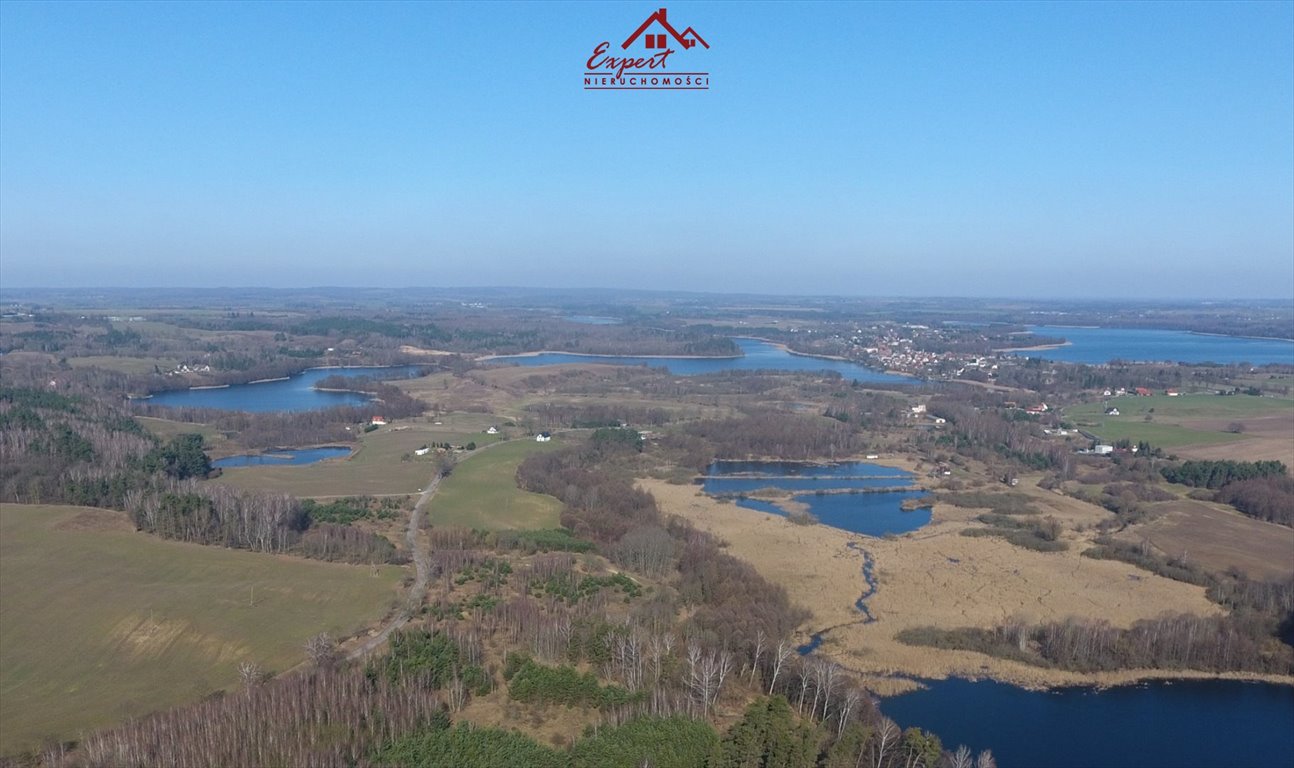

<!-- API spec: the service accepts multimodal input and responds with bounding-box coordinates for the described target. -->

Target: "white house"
[486,426,499,435]
[414,447,430,456]
[535,432,552,443]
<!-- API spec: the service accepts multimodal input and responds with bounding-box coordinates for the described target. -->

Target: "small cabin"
[535,432,552,443]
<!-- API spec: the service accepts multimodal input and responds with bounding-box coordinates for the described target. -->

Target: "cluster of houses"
[1101,387,1179,398]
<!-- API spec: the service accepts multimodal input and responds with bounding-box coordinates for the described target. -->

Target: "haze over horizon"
[2,1,1292,299]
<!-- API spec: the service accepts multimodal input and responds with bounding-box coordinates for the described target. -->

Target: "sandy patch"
[640,478,1288,693]
[399,345,454,356]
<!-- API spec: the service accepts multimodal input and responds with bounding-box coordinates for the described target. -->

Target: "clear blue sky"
[2,0,1291,298]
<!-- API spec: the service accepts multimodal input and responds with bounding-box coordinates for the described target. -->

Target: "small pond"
[213,446,352,469]
[702,460,931,537]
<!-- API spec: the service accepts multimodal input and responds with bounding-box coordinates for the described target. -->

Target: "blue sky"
[1,0,1291,298]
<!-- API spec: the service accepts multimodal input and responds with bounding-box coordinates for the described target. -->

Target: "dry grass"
[641,476,1262,693]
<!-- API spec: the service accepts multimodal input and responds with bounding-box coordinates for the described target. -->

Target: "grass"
[0,504,402,755]
[428,439,564,530]
[1066,394,1292,450]
[135,415,235,455]
[66,356,180,375]
[1069,393,1292,421]
[211,421,502,497]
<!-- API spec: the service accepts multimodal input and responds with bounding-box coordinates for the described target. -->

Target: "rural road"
[345,437,519,660]
[346,474,438,660]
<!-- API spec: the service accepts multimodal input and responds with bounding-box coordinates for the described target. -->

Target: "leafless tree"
[304,633,337,668]
[749,628,766,683]
[950,745,974,768]
[237,661,264,688]
[975,750,997,768]
[871,717,900,768]
[769,638,793,694]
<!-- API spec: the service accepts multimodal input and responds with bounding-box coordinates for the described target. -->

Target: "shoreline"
[477,350,743,362]
[1187,330,1294,344]
[480,338,915,381]
[247,376,290,384]
[640,475,1293,700]
[993,340,1073,352]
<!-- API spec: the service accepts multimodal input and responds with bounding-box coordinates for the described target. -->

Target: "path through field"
[346,437,520,660]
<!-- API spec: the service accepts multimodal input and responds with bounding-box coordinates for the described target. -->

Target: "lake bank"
[485,338,912,384]
[139,365,427,413]
[639,477,1291,696]
[1016,326,1294,365]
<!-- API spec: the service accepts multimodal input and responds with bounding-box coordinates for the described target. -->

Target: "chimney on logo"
[622,7,709,51]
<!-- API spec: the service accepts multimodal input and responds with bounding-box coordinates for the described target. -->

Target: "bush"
[506,658,636,708]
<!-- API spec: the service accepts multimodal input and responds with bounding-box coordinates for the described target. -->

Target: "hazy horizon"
[2,1,1292,299]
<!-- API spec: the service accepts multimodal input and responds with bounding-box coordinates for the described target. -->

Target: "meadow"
[427,438,564,530]
[0,504,402,754]
[210,418,503,497]
[1066,394,1293,452]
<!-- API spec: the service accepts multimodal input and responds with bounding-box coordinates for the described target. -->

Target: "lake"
[213,446,352,468]
[565,315,622,325]
[1014,326,1294,366]
[141,365,426,412]
[883,677,1294,768]
[490,338,912,384]
[702,460,931,537]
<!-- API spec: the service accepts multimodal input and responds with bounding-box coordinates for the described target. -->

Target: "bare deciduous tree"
[304,632,337,668]
[871,717,900,768]
[950,745,974,768]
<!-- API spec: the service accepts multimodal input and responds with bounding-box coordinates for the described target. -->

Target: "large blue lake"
[884,677,1294,768]
[491,338,912,384]
[213,446,352,468]
[1015,326,1294,365]
[142,365,426,413]
[702,460,931,537]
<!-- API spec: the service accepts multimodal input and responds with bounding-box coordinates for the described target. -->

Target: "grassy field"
[67,355,180,375]
[0,504,402,754]
[135,415,237,455]
[427,438,564,530]
[210,420,503,497]
[1066,394,1293,450]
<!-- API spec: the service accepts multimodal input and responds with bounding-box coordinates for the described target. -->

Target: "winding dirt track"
[344,437,523,661]
[346,475,437,660]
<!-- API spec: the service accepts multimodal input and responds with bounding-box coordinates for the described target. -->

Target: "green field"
[1066,394,1293,449]
[0,504,402,754]
[428,439,564,530]
[211,423,502,497]
[67,355,181,375]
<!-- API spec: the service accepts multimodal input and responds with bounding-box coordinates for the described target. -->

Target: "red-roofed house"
[622,8,709,51]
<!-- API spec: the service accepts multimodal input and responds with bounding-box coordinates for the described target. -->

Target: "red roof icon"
[622,8,709,51]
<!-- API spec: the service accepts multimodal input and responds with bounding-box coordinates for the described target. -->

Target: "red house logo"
[584,7,710,91]
[621,8,709,51]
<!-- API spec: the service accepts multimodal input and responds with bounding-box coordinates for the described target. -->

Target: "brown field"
[640,477,1282,694]
[1117,500,1294,581]
[1175,412,1294,466]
